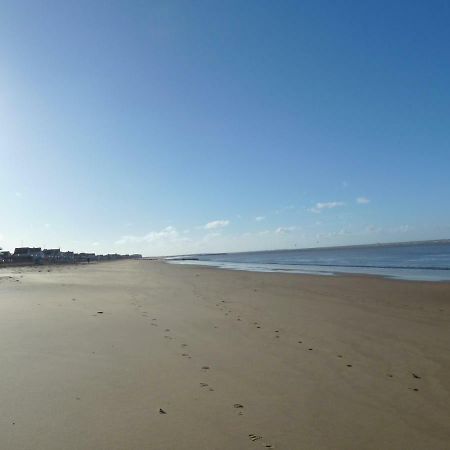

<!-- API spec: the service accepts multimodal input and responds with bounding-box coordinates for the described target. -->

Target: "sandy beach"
[0,260,449,450]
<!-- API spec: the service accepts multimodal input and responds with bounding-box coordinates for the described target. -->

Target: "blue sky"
[1,0,449,256]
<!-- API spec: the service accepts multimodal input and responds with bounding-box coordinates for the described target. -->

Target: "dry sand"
[0,260,449,450]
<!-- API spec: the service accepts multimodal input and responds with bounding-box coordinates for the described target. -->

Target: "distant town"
[0,247,142,265]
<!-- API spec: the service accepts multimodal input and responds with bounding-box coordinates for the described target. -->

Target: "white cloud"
[275,226,296,234]
[309,201,345,213]
[356,197,370,204]
[92,242,100,247]
[255,216,265,222]
[394,224,411,233]
[115,226,187,245]
[204,220,230,230]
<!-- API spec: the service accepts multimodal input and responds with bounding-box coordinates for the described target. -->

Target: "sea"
[166,241,450,282]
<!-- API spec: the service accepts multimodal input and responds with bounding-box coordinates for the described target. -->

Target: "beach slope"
[0,261,449,449]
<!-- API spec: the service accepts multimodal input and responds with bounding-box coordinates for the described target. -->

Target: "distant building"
[61,251,74,263]
[43,248,61,263]
[2,247,137,265]
[13,247,43,263]
[75,252,97,263]
[0,251,12,263]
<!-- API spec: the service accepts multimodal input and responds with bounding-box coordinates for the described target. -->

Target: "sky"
[1,0,449,256]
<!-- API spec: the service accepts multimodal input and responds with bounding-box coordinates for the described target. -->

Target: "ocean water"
[166,241,450,282]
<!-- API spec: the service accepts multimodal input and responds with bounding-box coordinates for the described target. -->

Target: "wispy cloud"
[255,216,265,222]
[356,197,370,204]
[309,201,345,213]
[116,226,187,245]
[204,220,230,230]
[275,226,297,234]
[393,224,411,233]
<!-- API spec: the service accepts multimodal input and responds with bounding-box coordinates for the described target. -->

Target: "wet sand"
[0,260,449,449]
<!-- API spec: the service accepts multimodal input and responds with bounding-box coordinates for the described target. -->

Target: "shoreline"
[165,259,450,284]
[162,239,450,283]
[1,260,449,449]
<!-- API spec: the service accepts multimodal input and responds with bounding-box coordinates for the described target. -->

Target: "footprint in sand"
[201,366,210,371]
[249,434,263,442]
[249,434,273,448]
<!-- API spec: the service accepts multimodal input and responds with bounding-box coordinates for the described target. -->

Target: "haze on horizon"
[1,1,449,257]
